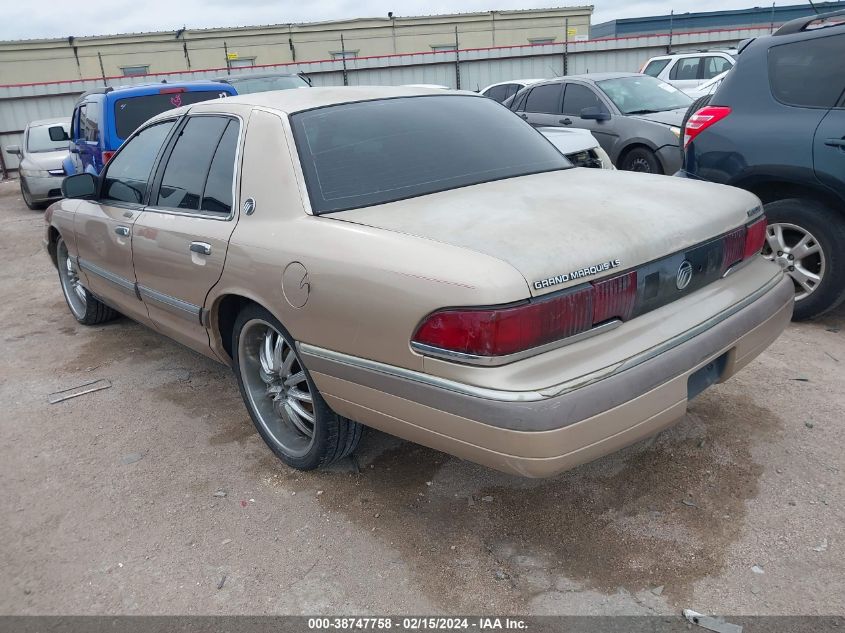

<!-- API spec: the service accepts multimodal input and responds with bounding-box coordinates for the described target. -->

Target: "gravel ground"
[0,177,843,616]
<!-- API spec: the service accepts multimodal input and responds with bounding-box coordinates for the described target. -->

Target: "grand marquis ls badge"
[532,259,622,291]
[676,260,693,290]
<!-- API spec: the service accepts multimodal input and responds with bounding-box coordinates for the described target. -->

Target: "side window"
[70,107,79,141]
[562,84,606,115]
[643,59,670,77]
[524,83,563,114]
[155,116,233,213]
[79,102,100,142]
[703,56,732,79]
[670,57,701,81]
[510,89,529,111]
[102,120,176,204]
[200,120,239,215]
[484,85,508,102]
[505,84,521,100]
[769,34,845,108]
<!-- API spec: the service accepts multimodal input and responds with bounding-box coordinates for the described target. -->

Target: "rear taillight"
[412,271,637,359]
[684,106,731,148]
[722,216,768,273]
[743,216,767,259]
[102,150,115,165]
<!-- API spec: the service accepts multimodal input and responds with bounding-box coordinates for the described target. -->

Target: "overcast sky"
[1,0,808,40]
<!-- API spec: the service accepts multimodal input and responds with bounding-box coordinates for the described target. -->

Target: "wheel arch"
[616,141,659,169]
[210,291,276,364]
[736,178,845,216]
[46,225,61,268]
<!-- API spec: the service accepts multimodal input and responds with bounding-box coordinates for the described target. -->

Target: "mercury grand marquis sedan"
[45,87,793,477]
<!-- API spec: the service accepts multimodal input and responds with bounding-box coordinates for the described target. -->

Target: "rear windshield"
[226,75,309,94]
[291,95,570,214]
[113,90,229,139]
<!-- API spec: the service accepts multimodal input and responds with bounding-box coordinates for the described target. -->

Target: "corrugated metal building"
[592,0,845,39]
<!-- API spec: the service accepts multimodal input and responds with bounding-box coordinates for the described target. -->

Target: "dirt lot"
[0,177,843,616]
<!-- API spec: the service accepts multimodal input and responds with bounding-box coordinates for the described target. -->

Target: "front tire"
[21,178,44,211]
[762,198,845,320]
[619,146,662,174]
[232,304,362,470]
[56,237,118,325]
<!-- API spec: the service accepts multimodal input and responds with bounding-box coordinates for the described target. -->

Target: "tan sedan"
[45,87,793,477]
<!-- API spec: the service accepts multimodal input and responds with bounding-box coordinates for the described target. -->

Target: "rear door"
[808,35,845,200]
[131,114,243,354]
[668,56,703,91]
[518,83,564,127]
[74,119,177,325]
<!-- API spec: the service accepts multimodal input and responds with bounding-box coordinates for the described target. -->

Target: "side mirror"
[5,145,21,156]
[581,107,611,121]
[61,173,98,200]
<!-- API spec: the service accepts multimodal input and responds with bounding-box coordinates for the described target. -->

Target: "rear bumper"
[303,274,793,477]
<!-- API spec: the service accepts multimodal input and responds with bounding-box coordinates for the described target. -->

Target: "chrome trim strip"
[300,272,784,403]
[77,258,137,296]
[410,319,622,367]
[138,285,202,321]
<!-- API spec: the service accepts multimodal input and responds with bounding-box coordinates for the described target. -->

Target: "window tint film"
[524,83,563,113]
[484,85,508,102]
[200,120,239,215]
[670,57,701,81]
[769,34,845,108]
[291,95,569,214]
[102,120,175,204]
[80,103,99,142]
[643,59,670,77]
[562,84,606,115]
[156,116,230,211]
[703,56,732,79]
[113,90,228,140]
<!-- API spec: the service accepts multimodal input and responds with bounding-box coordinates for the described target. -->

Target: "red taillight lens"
[684,106,731,148]
[412,270,638,358]
[743,216,767,259]
[592,271,637,324]
[159,87,186,94]
[102,151,115,164]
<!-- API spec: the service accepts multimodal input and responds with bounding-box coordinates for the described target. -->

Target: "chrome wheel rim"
[57,241,87,319]
[763,222,825,301]
[238,319,315,458]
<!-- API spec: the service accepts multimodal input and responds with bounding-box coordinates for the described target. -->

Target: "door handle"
[114,226,130,237]
[520,113,528,120]
[559,118,573,125]
[824,138,845,149]
[190,241,212,256]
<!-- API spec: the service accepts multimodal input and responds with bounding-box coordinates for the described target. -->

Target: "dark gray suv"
[681,10,845,319]
[507,73,692,174]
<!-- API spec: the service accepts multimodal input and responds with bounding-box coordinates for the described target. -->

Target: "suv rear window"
[113,91,227,139]
[291,95,569,214]
[768,34,845,108]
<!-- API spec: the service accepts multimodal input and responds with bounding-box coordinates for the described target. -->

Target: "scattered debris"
[494,570,509,581]
[812,539,829,553]
[217,574,227,590]
[788,501,797,506]
[120,453,143,465]
[825,351,840,363]
[48,379,111,404]
[481,495,494,502]
[291,491,296,496]
[373,513,380,518]
[240,500,248,508]
[249,498,255,503]
[681,499,698,508]
[751,565,764,575]
[650,585,665,596]
[805,421,815,429]
[790,377,810,382]
[750,586,761,595]
[221,539,232,545]
[426,481,432,486]
[450,545,457,551]
[212,490,227,498]
[683,609,743,633]
[825,326,841,333]
[316,490,324,496]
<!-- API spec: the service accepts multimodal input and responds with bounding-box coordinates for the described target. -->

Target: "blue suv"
[64,81,237,176]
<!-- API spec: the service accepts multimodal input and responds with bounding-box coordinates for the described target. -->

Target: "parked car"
[4,117,70,209]
[536,126,614,169]
[63,81,237,176]
[47,87,791,477]
[681,9,845,320]
[684,70,729,99]
[480,78,545,103]
[508,74,692,174]
[215,71,311,94]
[641,50,737,92]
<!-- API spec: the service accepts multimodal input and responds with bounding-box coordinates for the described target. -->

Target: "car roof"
[28,117,71,128]
[532,72,640,85]
[483,78,546,90]
[77,81,235,102]
[173,86,481,117]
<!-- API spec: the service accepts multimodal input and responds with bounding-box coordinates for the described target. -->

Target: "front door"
[560,82,618,153]
[814,104,845,201]
[74,119,177,324]
[131,114,242,354]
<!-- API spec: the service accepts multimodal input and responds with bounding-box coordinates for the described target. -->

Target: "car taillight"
[722,216,768,273]
[684,106,731,148]
[743,216,767,259]
[412,270,637,359]
[102,151,115,164]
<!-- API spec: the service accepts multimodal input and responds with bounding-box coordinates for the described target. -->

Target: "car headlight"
[20,168,50,178]
[669,126,682,139]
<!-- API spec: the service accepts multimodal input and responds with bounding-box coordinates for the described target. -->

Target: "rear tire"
[56,237,119,325]
[619,146,662,174]
[762,198,845,320]
[232,304,362,470]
